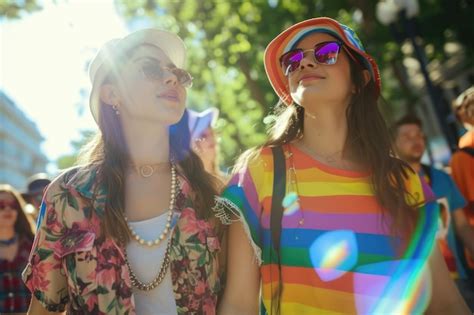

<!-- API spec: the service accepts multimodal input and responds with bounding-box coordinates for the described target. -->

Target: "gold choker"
[130,161,169,178]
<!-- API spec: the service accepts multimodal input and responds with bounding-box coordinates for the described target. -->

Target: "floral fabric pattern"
[22,165,221,314]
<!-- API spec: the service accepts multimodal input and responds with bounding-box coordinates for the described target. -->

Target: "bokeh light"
[309,230,358,282]
[282,192,300,216]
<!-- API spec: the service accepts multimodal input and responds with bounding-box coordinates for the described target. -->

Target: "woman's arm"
[27,296,65,315]
[218,221,260,315]
[425,246,470,314]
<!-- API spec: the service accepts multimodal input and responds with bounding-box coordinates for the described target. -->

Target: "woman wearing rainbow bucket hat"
[215,17,469,314]
[23,29,223,314]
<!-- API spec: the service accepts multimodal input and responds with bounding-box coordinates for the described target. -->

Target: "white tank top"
[126,213,177,315]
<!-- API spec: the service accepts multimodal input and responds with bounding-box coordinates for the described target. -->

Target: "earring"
[112,105,120,115]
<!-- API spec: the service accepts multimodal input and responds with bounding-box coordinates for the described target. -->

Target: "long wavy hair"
[235,45,419,314]
[0,184,35,241]
[78,46,221,243]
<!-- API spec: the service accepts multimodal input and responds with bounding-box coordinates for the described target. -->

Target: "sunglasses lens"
[281,50,304,76]
[314,42,341,65]
[0,200,16,210]
[142,63,163,80]
[173,69,193,88]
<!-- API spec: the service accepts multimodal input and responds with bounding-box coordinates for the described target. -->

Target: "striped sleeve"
[213,149,272,264]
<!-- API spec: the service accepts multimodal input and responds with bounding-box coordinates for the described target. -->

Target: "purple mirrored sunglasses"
[280,41,354,76]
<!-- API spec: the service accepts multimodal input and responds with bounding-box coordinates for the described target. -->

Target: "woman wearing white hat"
[23,29,223,314]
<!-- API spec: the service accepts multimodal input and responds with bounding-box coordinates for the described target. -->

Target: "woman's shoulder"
[44,164,100,199]
[233,145,277,172]
[39,164,103,229]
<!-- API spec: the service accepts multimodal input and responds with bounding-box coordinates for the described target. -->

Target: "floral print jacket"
[22,165,222,314]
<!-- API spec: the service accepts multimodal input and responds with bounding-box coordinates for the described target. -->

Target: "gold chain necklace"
[124,235,172,291]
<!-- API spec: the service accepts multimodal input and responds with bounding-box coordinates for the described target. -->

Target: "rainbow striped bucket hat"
[264,17,381,104]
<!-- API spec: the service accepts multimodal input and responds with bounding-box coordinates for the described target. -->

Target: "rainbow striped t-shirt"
[219,144,438,314]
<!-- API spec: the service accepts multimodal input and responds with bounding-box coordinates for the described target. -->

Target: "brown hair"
[0,184,35,241]
[79,47,221,243]
[390,114,423,139]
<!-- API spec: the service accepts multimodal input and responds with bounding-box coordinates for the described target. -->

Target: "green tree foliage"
[0,0,41,19]
[114,0,473,167]
[56,130,95,170]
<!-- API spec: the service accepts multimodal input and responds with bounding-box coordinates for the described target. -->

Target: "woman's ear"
[362,70,371,86]
[99,84,120,108]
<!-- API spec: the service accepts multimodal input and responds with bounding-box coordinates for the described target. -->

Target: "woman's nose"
[298,52,317,71]
[163,69,178,86]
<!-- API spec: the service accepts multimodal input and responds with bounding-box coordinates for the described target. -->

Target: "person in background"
[188,107,227,181]
[0,184,35,314]
[21,173,51,222]
[23,28,222,315]
[450,86,474,278]
[392,114,474,309]
[215,17,469,314]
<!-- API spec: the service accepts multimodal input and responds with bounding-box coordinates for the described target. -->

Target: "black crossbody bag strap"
[270,146,286,252]
[267,146,286,315]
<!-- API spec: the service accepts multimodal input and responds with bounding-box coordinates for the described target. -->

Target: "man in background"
[392,114,474,309]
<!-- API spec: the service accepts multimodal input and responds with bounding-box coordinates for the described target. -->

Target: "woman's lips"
[1,214,14,220]
[299,74,325,82]
[158,90,180,102]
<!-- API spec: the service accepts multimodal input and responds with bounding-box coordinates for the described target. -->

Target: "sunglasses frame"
[139,61,193,88]
[280,40,355,76]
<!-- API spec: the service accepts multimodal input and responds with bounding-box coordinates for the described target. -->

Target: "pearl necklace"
[124,163,178,247]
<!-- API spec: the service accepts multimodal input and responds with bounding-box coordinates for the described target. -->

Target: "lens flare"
[309,230,358,282]
[353,200,438,314]
[354,260,431,314]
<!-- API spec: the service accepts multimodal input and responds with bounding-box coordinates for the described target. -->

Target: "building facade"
[0,91,48,190]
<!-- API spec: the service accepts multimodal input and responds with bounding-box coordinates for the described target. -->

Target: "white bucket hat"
[88,29,187,124]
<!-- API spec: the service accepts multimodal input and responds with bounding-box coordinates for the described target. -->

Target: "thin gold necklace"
[299,142,344,164]
[130,161,169,178]
[284,145,305,240]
